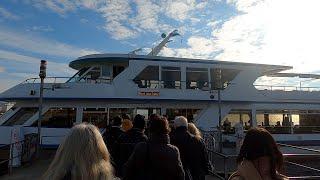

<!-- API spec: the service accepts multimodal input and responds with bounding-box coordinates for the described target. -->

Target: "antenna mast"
[148,30,180,56]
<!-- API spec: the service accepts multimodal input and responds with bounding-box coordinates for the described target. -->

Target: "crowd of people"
[42,114,286,180]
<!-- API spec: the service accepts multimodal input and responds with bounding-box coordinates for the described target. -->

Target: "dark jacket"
[114,128,148,177]
[104,126,123,150]
[171,127,213,180]
[103,125,123,168]
[123,134,185,180]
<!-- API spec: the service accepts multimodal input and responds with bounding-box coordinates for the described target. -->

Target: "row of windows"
[3,107,200,128]
[134,66,240,90]
[67,65,126,83]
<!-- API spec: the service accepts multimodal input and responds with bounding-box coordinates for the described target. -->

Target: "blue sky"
[0,0,320,92]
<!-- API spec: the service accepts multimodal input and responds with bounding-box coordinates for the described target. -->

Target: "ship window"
[136,108,161,120]
[186,68,209,90]
[67,67,89,82]
[134,66,159,88]
[101,65,112,82]
[210,68,240,90]
[32,108,76,128]
[222,110,252,134]
[161,67,181,89]
[109,108,134,121]
[79,66,101,83]
[113,66,125,78]
[166,109,200,122]
[83,108,108,128]
[3,107,38,126]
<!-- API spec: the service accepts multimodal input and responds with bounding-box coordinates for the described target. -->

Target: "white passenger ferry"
[0,30,320,148]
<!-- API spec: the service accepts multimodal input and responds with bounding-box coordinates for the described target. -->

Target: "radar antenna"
[148,30,180,56]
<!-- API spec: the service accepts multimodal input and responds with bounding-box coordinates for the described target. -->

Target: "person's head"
[122,113,131,120]
[112,116,122,126]
[149,115,170,135]
[174,116,188,129]
[149,113,159,121]
[237,127,283,178]
[133,114,146,130]
[43,123,113,180]
[188,123,202,140]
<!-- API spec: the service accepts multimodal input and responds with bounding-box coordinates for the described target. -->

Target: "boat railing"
[222,125,320,134]
[21,77,112,84]
[254,84,320,92]
[0,133,38,175]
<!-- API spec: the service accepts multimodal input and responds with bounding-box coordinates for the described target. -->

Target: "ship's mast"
[148,30,180,56]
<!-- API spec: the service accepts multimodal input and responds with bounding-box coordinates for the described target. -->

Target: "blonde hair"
[188,123,202,140]
[43,123,113,180]
[174,116,188,128]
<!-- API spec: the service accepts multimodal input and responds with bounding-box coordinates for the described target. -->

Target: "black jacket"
[171,127,213,180]
[123,134,185,180]
[114,128,148,177]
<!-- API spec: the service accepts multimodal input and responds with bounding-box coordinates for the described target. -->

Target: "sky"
[0,0,320,92]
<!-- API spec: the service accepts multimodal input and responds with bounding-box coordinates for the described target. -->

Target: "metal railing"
[21,77,112,84]
[254,84,320,92]
[0,140,23,175]
[202,130,320,179]
[222,125,320,134]
[278,143,320,179]
[22,77,71,84]
[0,133,38,175]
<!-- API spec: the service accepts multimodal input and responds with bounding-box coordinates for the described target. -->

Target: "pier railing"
[202,131,320,179]
[254,84,320,92]
[0,133,38,175]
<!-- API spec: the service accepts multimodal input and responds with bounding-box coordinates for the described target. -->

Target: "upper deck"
[1,53,320,104]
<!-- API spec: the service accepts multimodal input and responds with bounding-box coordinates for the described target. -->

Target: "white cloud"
[0,6,20,20]
[160,36,218,59]
[80,18,89,23]
[212,0,320,73]
[103,21,137,40]
[25,0,206,40]
[28,25,54,32]
[0,26,100,58]
[163,1,193,21]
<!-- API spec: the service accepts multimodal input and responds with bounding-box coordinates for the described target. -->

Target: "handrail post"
[224,156,227,179]
[9,143,13,175]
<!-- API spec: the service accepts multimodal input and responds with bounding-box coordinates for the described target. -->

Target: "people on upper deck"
[223,118,232,133]
[121,114,133,132]
[171,116,213,180]
[113,114,148,177]
[229,127,286,180]
[43,123,114,180]
[234,119,244,154]
[123,115,185,180]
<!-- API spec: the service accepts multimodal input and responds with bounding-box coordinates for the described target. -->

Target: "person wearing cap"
[113,114,148,177]
[171,116,213,180]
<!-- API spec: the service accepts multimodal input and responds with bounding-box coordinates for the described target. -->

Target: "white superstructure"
[1,32,320,148]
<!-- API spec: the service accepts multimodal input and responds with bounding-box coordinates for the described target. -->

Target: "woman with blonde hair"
[43,123,114,180]
[188,122,202,140]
